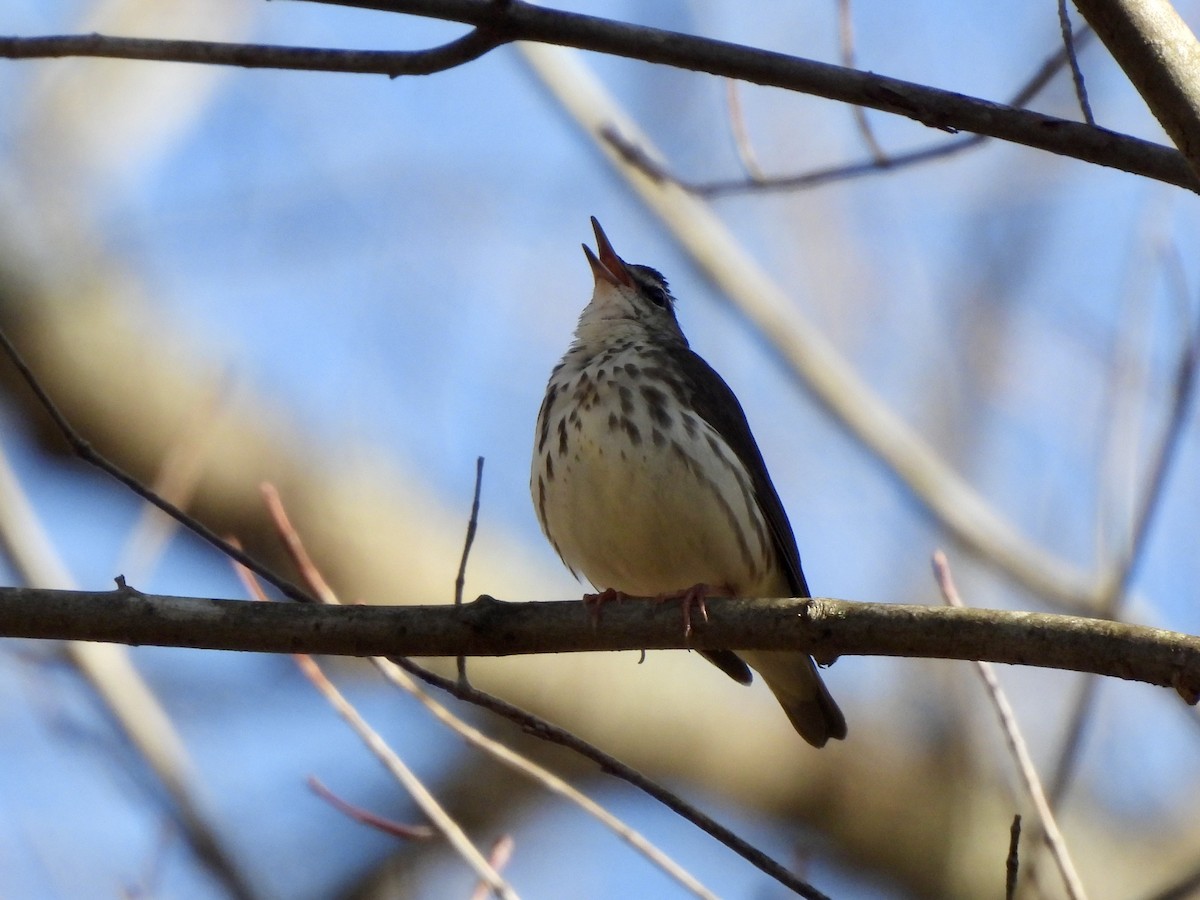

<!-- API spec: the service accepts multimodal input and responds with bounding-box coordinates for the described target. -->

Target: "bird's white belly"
[535,368,775,597]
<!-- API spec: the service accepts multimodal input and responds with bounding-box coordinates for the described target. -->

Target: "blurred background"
[2,1,1199,897]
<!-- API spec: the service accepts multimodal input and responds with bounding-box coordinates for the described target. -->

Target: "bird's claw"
[655,582,719,638]
[582,587,627,626]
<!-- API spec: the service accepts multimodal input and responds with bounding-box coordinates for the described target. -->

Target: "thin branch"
[0,28,508,77]
[372,656,721,899]
[118,375,232,584]
[263,484,723,900]
[312,0,1196,191]
[0,328,313,605]
[1,586,1198,696]
[294,650,518,898]
[307,777,436,841]
[1109,280,1200,610]
[455,457,485,684]
[0,441,257,900]
[235,565,518,900]
[933,552,1088,900]
[2,0,1194,188]
[470,836,516,900]
[837,0,887,163]
[390,656,831,900]
[723,80,768,182]
[606,28,1096,196]
[259,485,337,604]
[1070,0,1200,180]
[1032,245,1200,875]
[1006,815,1022,900]
[1058,0,1096,125]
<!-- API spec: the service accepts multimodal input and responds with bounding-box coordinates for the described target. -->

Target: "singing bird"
[532,219,845,747]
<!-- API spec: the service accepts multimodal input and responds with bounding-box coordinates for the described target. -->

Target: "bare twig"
[0,28,507,77]
[119,375,231,583]
[235,565,519,900]
[470,836,516,900]
[1034,247,1200,881]
[374,655,720,899]
[1,1,1193,188]
[263,484,721,899]
[258,485,337,603]
[723,80,768,182]
[933,551,1088,900]
[307,777,436,840]
[0,327,312,604]
[1110,277,1200,612]
[0,441,257,900]
[455,457,485,684]
[322,0,1194,191]
[1070,0,1200,180]
[1006,815,1022,900]
[294,656,518,898]
[606,28,1095,196]
[390,656,832,900]
[837,0,887,163]
[1058,0,1096,124]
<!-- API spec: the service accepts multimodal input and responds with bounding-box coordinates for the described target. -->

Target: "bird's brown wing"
[673,348,810,598]
[667,348,847,745]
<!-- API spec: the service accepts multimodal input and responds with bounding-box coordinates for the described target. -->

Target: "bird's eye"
[644,284,669,309]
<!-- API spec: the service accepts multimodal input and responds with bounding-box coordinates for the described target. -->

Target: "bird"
[530,217,846,747]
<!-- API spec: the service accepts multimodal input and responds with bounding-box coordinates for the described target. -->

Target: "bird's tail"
[742,650,847,748]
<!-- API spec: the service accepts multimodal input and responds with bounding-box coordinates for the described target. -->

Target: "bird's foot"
[582,587,629,626]
[655,582,726,638]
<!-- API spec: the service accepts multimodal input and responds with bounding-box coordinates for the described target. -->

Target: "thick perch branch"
[2,585,1197,699]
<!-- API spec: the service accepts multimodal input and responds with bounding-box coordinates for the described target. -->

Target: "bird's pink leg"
[582,587,629,626]
[655,582,730,637]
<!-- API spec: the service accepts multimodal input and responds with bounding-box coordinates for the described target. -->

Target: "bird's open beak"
[583,217,635,288]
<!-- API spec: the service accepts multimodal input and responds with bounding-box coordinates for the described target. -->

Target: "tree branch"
[1071,0,1200,179]
[607,27,1097,197]
[0,28,507,77]
[391,654,832,900]
[3,585,1198,699]
[313,0,1198,191]
[2,0,1197,191]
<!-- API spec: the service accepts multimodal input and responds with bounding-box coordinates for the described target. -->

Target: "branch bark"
[319,0,1197,191]
[0,29,506,77]
[4,585,1198,698]
[1072,0,1200,178]
[3,0,1197,191]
